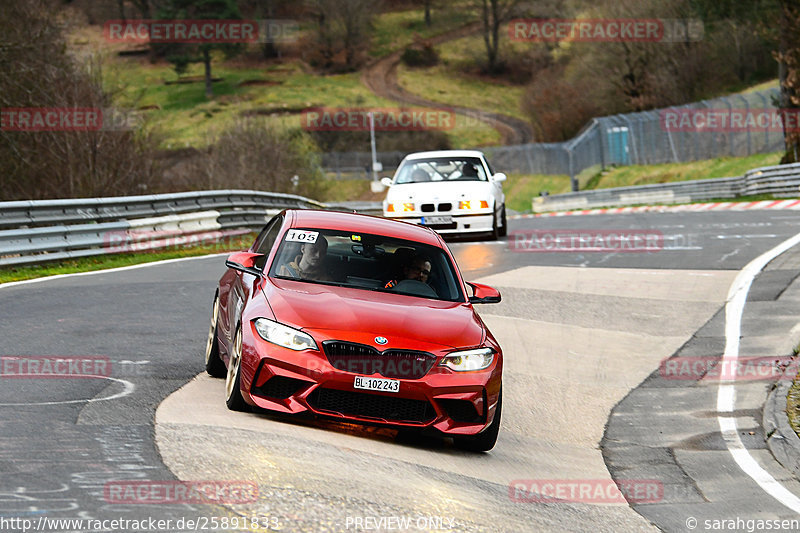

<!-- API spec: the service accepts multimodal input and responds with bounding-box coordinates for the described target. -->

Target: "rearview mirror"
[380,177,393,188]
[466,282,501,304]
[492,172,507,182]
[225,252,264,277]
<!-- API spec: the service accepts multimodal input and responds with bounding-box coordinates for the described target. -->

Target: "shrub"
[401,42,439,67]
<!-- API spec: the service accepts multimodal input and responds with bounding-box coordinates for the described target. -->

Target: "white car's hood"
[386,181,494,203]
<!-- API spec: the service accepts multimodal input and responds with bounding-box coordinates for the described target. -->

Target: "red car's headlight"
[253,318,318,351]
[440,347,494,372]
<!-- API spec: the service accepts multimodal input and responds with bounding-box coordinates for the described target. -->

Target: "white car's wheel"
[489,207,499,241]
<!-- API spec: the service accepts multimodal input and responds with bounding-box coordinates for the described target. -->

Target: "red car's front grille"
[322,341,436,380]
[308,387,436,424]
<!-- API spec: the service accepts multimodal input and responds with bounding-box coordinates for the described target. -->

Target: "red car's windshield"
[268,228,465,302]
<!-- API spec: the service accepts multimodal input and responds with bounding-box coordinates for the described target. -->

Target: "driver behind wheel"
[385,254,431,288]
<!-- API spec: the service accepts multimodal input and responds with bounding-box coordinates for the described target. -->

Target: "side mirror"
[380,177,393,188]
[225,252,264,277]
[492,172,507,182]
[466,282,501,304]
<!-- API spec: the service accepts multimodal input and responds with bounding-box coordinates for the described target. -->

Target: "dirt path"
[361,23,533,145]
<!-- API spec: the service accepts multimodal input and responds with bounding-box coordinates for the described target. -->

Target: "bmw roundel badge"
[374,336,388,345]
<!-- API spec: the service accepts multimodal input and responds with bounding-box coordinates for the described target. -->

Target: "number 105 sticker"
[285,229,319,243]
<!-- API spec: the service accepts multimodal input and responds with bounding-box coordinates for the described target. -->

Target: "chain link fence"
[323,87,784,187]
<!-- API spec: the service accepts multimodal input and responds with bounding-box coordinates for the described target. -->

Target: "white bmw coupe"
[381,150,507,239]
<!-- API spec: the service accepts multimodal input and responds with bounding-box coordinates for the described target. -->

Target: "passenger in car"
[384,253,431,288]
[279,236,333,281]
[410,168,430,183]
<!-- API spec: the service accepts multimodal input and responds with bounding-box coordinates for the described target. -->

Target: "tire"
[489,206,500,241]
[225,326,248,412]
[454,389,502,452]
[499,205,507,237]
[205,295,226,378]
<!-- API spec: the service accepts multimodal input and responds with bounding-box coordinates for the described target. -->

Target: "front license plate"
[354,376,400,393]
[421,215,452,225]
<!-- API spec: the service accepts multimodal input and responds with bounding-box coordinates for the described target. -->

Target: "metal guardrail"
[0,190,328,267]
[532,162,800,213]
[5,161,798,267]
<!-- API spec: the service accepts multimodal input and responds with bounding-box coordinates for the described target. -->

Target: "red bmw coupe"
[205,209,503,451]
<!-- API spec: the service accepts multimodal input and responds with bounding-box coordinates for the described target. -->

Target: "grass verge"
[0,233,257,284]
[586,152,784,190]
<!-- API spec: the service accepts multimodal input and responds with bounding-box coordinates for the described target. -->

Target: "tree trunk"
[425,0,431,26]
[203,48,213,99]
[490,0,500,72]
[481,0,494,71]
[262,0,279,59]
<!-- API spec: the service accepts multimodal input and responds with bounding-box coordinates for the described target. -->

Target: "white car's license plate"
[421,215,452,225]
[354,376,400,393]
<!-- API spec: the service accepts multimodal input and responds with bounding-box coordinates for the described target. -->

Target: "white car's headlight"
[457,200,490,210]
[440,347,494,372]
[386,202,415,213]
[253,318,318,351]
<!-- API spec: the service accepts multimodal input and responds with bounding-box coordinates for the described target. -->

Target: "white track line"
[0,375,135,406]
[717,230,800,513]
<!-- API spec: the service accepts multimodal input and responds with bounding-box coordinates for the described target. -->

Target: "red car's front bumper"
[238,322,502,437]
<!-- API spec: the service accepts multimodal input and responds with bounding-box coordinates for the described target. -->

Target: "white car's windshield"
[394,157,487,184]
[269,228,465,302]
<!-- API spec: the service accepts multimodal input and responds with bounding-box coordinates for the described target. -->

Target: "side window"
[253,216,283,256]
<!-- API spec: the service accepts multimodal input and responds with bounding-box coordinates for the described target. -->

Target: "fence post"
[567,146,578,191]
[721,96,734,156]
[738,94,751,155]
[621,115,638,165]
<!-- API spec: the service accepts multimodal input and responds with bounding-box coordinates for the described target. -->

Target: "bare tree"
[475,0,518,73]
[0,0,162,200]
[306,0,379,71]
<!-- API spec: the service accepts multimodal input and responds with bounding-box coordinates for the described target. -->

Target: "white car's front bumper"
[385,212,495,234]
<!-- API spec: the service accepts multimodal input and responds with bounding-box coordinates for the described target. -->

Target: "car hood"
[263,279,485,351]
[386,181,493,203]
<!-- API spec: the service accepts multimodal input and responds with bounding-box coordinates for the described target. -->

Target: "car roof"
[287,209,443,246]
[403,149,486,160]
